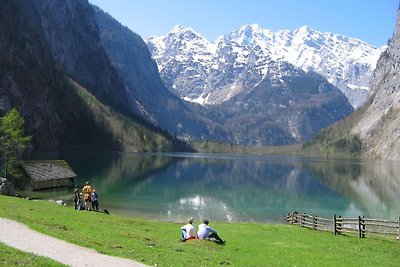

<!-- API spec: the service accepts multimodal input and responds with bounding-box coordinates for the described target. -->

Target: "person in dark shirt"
[73,185,80,210]
[91,189,99,211]
[197,220,225,244]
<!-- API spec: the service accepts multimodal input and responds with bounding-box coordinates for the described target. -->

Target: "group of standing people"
[73,181,99,211]
[181,217,225,244]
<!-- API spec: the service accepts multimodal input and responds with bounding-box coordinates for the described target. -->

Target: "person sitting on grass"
[197,219,225,244]
[180,217,196,242]
[77,193,85,210]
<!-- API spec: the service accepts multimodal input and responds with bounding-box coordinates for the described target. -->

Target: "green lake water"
[34,152,400,223]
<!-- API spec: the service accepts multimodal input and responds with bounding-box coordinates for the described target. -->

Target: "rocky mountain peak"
[147,24,382,108]
[168,25,203,40]
[294,25,317,37]
[146,23,354,146]
[234,24,266,45]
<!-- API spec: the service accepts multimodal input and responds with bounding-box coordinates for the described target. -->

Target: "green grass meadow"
[0,195,399,266]
[0,242,66,267]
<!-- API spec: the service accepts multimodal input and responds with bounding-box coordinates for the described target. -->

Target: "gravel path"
[0,218,148,267]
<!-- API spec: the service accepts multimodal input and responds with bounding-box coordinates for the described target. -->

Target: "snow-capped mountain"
[147,24,384,108]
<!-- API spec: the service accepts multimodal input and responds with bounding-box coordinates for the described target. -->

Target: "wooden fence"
[285,211,400,240]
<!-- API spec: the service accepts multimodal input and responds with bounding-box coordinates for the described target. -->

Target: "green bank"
[0,195,399,266]
[0,242,65,267]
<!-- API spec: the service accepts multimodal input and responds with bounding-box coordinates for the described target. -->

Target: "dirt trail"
[0,218,148,267]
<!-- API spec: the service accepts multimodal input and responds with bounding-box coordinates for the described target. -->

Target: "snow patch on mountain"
[147,24,384,108]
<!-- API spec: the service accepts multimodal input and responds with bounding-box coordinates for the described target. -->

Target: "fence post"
[334,214,337,235]
[337,216,342,235]
[300,213,305,227]
[313,216,317,230]
[361,216,365,238]
[358,216,362,238]
[398,216,400,241]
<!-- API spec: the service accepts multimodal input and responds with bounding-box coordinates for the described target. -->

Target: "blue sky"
[89,0,398,47]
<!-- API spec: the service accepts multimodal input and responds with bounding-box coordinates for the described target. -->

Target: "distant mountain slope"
[92,6,229,141]
[32,0,134,117]
[147,25,383,108]
[0,0,189,152]
[148,25,354,145]
[210,61,353,145]
[0,0,361,150]
[350,7,400,159]
[301,7,400,160]
[0,0,116,150]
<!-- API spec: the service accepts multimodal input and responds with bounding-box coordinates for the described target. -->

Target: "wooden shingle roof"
[22,160,77,182]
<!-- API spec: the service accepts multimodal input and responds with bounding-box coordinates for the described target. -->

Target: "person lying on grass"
[197,219,225,244]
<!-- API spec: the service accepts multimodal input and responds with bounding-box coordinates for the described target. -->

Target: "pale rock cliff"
[351,7,400,159]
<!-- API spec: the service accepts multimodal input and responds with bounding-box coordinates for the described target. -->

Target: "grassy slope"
[0,242,65,267]
[0,195,399,266]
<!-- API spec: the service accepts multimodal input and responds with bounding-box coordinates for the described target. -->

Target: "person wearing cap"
[197,219,225,244]
[91,188,99,211]
[82,181,92,211]
[180,217,196,241]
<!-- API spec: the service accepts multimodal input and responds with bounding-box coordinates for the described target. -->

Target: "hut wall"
[32,178,72,190]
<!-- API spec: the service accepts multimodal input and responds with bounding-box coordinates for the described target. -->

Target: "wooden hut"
[22,160,77,190]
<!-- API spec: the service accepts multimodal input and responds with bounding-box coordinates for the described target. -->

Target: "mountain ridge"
[92,5,230,142]
[0,1,377,151]
[0,0,190,152]
[301,6,400,160]
[212,60,353,145]
[147,24,383,108]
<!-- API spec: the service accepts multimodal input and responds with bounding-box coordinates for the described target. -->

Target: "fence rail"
[285,211,400,241]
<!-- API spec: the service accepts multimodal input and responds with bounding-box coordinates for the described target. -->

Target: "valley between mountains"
[0,0,398,159]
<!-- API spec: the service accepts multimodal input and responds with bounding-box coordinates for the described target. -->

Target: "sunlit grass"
[0,242,65,267]
[1,195,399,266]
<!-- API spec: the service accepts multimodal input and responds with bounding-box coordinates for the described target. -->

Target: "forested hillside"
[0,0,189,152]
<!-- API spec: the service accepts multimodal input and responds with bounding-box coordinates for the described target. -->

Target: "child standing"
[91,189,99,211]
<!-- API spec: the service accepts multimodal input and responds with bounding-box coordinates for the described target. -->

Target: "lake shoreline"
[19,151,400,223]
[2,194,399,266]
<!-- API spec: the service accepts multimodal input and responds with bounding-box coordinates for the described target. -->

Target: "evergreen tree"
[0,108,32,182]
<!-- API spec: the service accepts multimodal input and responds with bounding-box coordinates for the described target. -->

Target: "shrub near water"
[0,195,399,266]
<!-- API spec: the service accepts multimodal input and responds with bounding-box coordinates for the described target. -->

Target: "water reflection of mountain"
[62,152,178,192]
[91,154,349,222]
[54,152,400,223]
[303,159,400,219]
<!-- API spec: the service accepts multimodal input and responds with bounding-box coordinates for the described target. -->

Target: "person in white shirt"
[180,217,196,241]
[197,219,225,244]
